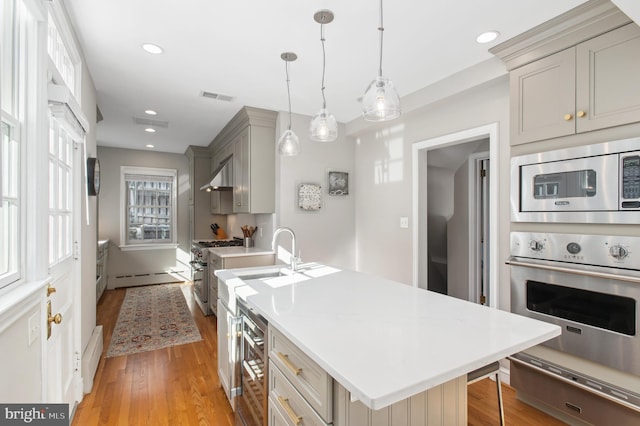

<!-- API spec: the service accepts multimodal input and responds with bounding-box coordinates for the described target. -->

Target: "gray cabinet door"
[233,128,250,213]
[510,48,576,145]
[576,23,640,133]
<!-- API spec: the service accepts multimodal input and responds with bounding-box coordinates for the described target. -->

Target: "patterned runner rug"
[106,283,202,357]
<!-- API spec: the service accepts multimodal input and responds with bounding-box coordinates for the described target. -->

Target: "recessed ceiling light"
[142,43,163,54]
[145,144,155,148]
[144,127,156,133]
[476,31,500,44]
[144,109,157,116]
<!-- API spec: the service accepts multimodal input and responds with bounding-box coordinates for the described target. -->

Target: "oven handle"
[506,258,640,284]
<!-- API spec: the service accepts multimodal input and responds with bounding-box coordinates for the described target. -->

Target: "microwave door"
[520,154,619,212]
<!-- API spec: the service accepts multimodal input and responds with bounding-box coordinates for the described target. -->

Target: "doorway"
[411,124,499,307]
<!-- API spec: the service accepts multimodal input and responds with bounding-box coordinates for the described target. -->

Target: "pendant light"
[277,52,300,156]
[362,0,400,122]
[309,10,338,142]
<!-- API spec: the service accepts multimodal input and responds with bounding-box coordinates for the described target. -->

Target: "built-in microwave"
[511,137,640,223]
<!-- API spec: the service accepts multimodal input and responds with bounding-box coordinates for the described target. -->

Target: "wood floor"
[73,283,565,425]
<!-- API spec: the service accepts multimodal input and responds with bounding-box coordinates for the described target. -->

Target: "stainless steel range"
[507,232,640,423]
[190,238,243,315]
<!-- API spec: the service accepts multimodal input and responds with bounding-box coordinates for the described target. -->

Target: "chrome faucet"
[272,227,299,271]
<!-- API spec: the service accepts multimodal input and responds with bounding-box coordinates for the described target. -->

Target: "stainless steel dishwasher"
[236,297,268,426]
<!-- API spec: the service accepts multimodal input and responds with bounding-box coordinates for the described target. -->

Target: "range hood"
[200,155,233,191]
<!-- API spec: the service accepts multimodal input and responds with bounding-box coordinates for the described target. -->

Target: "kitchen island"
[218,263,561,425]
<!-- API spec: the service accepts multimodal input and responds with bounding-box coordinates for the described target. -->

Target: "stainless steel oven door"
[192,260,207,304]
[510,259,640,375]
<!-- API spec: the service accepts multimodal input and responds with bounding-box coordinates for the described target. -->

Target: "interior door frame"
[468,152,490,305]
[411,123,499,307]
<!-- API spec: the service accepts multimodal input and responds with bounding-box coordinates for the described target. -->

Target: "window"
[48,117,74,266]
[47,11,77,96]
[120,167,177,248]
[1,0,22,288]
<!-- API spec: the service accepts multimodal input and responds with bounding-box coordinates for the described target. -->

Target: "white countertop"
[233,264,560,410]
[207,246,274,258]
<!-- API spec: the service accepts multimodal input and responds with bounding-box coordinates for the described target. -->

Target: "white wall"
[97,147,191,285]
[275,113,356,270]
[79,59,98,359]
[351,74,512,310]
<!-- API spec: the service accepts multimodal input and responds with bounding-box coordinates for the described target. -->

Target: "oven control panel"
[510,232,640,269]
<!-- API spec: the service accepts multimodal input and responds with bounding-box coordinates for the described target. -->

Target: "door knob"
[563,114,573,121]
[47,300,63,339]
[577,110,586,118]
[49,313,62,325]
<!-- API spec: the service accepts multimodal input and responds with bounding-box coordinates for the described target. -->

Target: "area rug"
[106,284,202,357]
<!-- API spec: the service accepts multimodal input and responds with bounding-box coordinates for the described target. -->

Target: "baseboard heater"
[111,269,188,288]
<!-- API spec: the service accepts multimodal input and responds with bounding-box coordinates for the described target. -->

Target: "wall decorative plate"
[328,171,348,196]
[298,183,322,211]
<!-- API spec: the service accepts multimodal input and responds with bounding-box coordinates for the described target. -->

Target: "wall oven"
[508,232,640,414]
[511,137,640,223]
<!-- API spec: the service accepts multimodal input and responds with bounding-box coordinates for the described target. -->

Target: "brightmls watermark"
[0,404,68,425]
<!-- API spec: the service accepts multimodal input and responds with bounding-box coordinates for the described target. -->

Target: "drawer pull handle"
[277,352,302,376]
[565,402,582,413]
[278,396,302,425]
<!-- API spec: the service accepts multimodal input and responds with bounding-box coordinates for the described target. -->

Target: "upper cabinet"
[185,145,215,240]
[491,0,640,145]
[209,107,277,214]
[510,24,640,145]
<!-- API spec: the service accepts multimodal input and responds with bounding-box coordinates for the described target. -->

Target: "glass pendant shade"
[278,129,300,156]
[362,75,401,122]
[309,108,338,142]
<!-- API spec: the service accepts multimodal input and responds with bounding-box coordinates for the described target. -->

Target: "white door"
[46,117,82,414]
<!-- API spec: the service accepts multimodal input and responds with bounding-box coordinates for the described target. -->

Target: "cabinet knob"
[563,114,573,121]
[577,110,586,118]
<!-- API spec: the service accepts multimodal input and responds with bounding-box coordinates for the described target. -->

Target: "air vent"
[132,116,169,128]
[200,91,234,102]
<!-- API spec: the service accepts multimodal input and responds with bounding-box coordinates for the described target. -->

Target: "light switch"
[400,217,409,228]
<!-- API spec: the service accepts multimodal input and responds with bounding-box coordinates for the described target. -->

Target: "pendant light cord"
[320,23,327,109]
[377,0,384,78]
[285,59,292,131]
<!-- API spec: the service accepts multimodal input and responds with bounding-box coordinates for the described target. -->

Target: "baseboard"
[82,325,103,394]
[110,269,188,289]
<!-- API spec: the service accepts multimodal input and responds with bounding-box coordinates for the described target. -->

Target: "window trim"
[0,114,22,288]
[119,166,178,250]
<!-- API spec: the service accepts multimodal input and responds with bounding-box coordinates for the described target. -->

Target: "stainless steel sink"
[236,270,288,281]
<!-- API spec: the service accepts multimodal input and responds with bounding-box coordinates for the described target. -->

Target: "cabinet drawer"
[511,361,640,425]
[269,362,329,426]
[268,325,332,423]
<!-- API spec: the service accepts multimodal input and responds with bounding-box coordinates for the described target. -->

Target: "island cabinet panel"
[332,377,467,426]
[268,325,333,423]
[268,324,468,426]
[269,363,328,426]
[510,23,640,146]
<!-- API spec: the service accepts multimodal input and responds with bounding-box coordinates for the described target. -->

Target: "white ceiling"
[63,0,589,154]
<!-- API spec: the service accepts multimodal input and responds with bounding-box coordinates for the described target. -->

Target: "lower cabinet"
[267,325,467,426]
[96,240,109,303]
[209,252,274,314]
